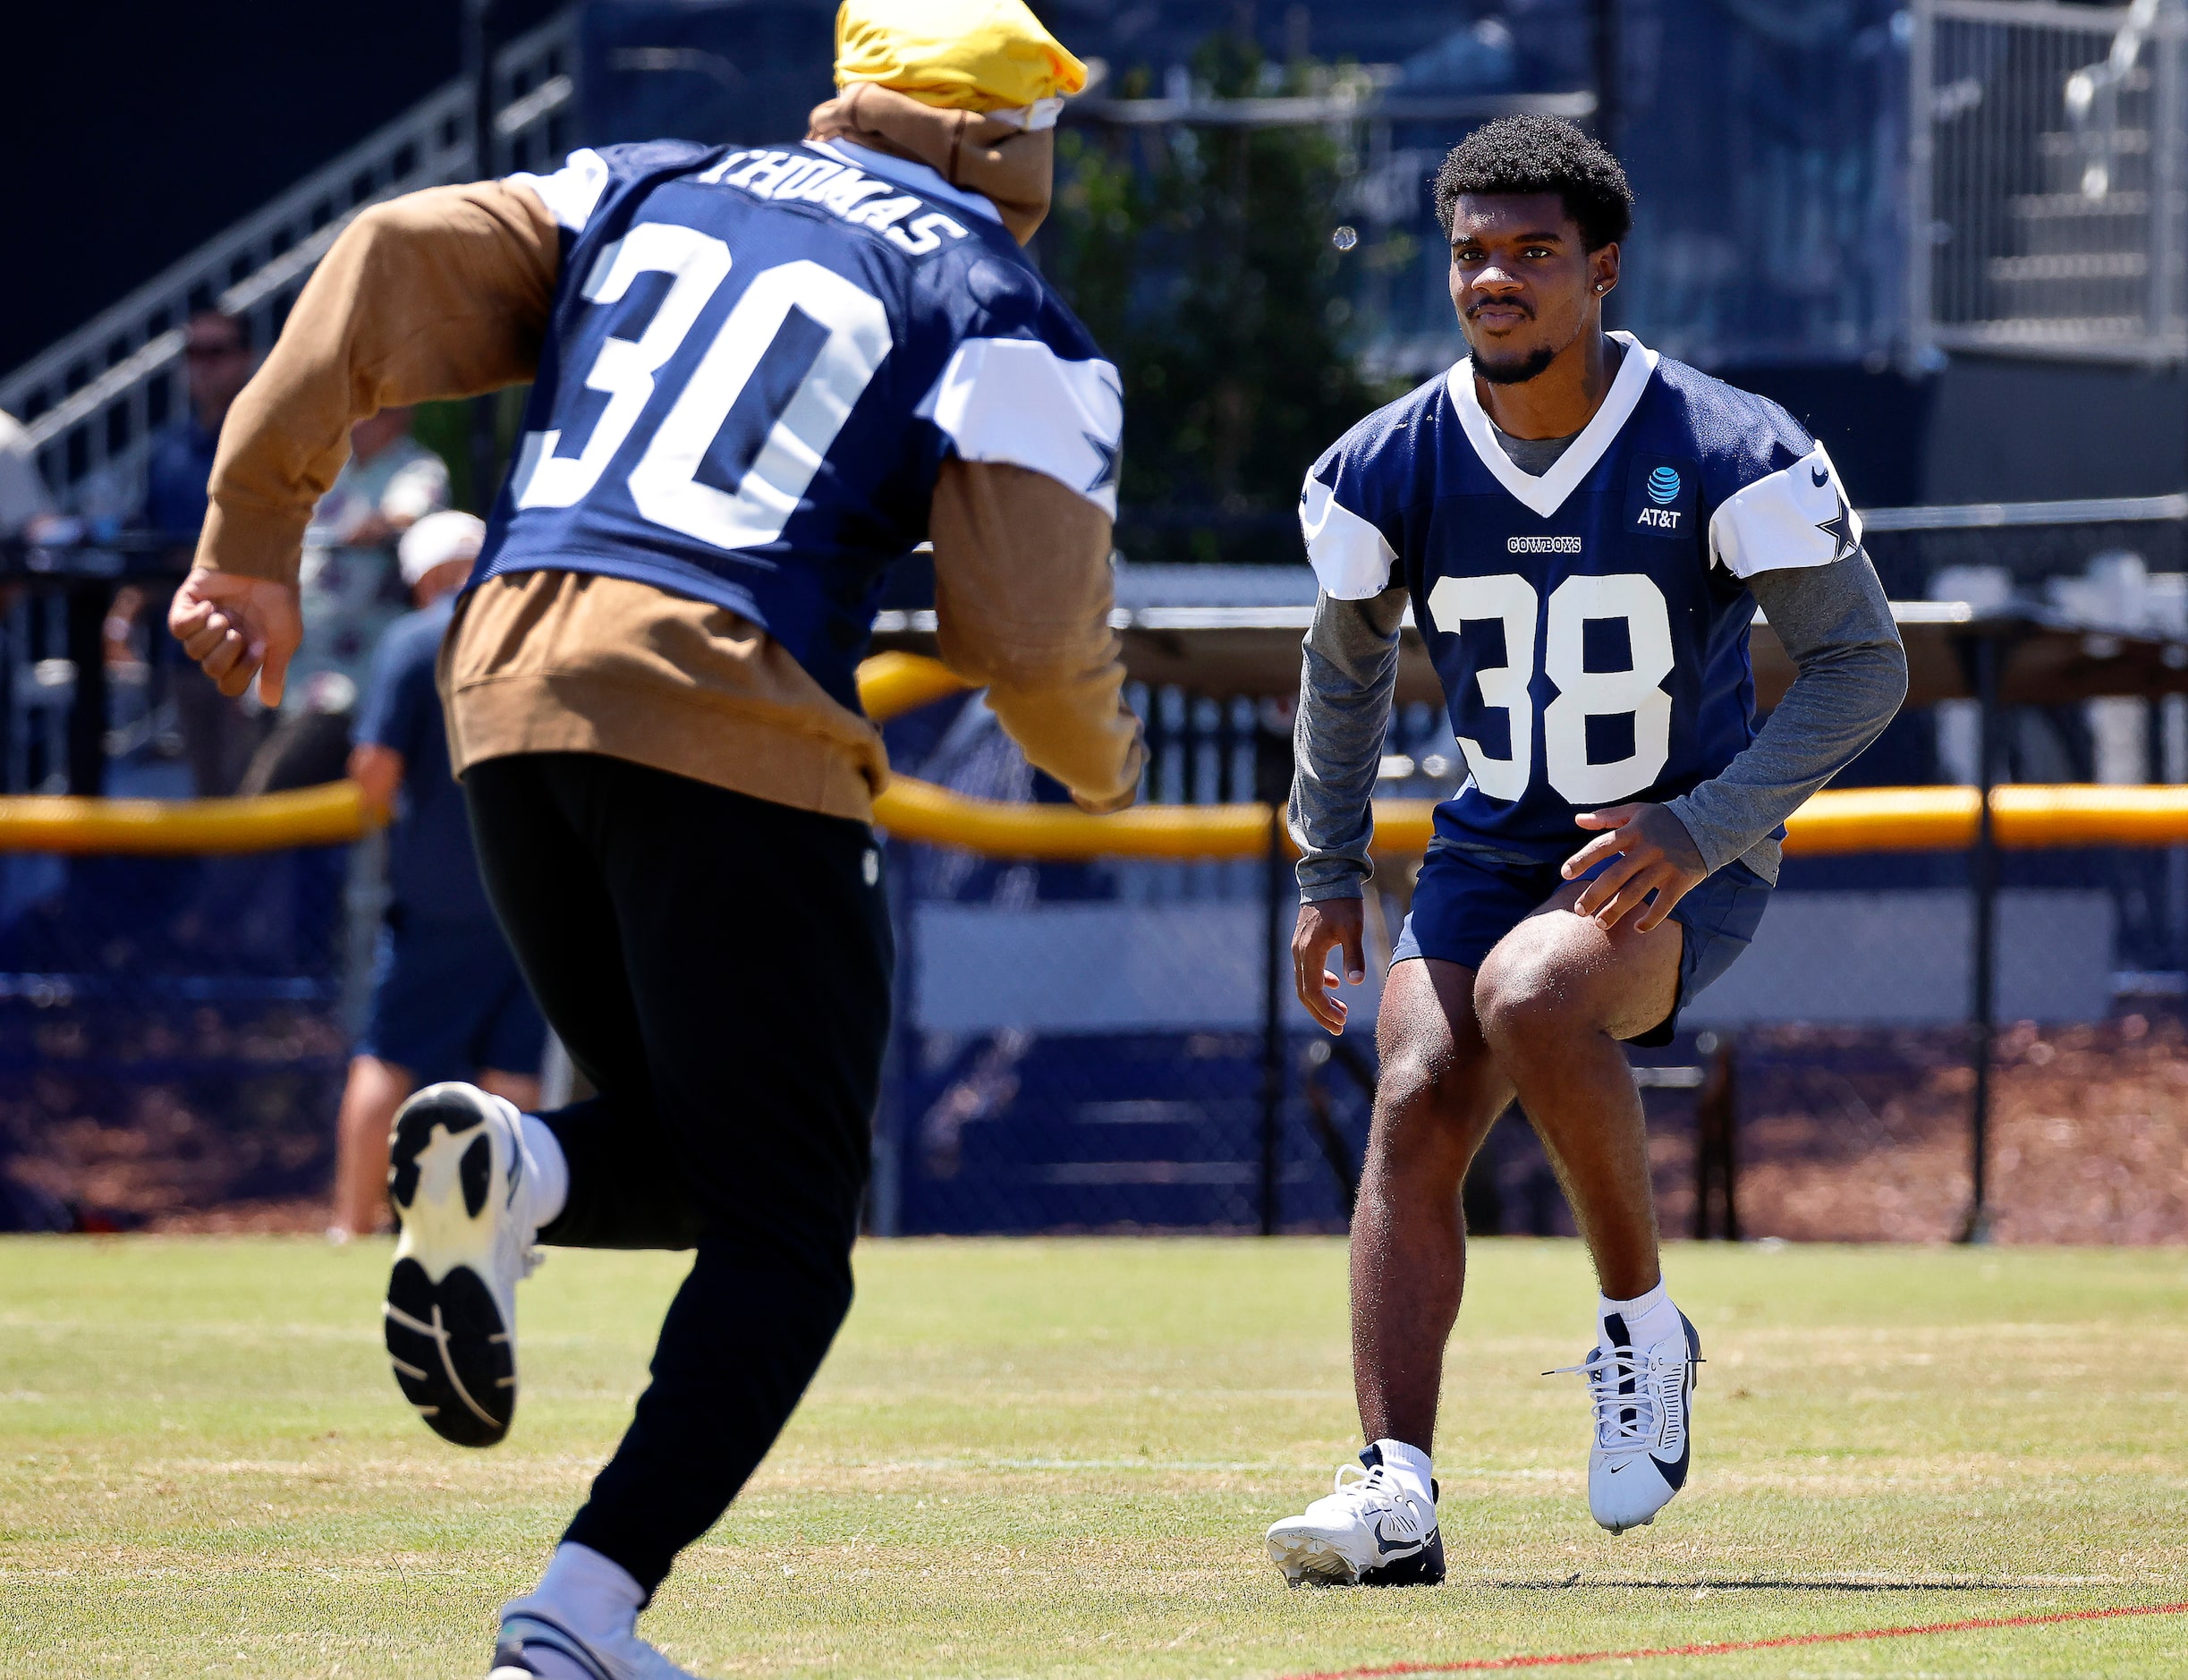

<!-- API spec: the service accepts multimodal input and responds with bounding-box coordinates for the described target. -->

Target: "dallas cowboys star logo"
[1815,489,1856,564]
[1083,429,1121,495]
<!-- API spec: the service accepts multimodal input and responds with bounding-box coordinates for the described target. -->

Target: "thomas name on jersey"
[1301,333,1862,864]
[698,148,974,257]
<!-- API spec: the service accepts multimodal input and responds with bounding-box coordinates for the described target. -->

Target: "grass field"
[4,1236,2187,1679]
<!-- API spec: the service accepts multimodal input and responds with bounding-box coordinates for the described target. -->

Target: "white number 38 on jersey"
[1425,573,1675,807]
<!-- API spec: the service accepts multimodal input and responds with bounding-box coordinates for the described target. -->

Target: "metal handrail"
[1861,490,2188,530]
[1072,90,1597,127]
[0,8,579,514]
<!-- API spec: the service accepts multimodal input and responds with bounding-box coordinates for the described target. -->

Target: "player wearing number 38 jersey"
[1303,336,1849,870]
[1267,117,1906,1588]
[168,4,1141,1673]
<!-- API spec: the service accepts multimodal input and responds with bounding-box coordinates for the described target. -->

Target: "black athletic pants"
[463,751,893,1595]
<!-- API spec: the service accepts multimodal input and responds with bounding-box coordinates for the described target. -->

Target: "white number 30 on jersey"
[1424,573,1674,806]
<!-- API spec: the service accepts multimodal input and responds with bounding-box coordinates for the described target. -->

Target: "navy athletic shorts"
[356,911,547,1083]
[1390,836,1771,1048]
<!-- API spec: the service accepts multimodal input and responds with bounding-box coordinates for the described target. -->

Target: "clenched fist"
[167,569,301,705]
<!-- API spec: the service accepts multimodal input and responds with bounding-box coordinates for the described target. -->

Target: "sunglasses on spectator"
[185,342,247,361]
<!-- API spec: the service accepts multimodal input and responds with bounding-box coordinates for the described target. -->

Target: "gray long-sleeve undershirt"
[1289,536,1909,901]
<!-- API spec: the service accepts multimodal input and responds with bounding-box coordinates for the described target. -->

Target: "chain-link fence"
[3,811,2183,1243]
[0,844,352,1230]
[874,819,2188,1244]
[7,651,2188,1242]
[869,679,2188,1243]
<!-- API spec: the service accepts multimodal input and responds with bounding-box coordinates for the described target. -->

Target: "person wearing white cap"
[327,508,547,1242]
[396,506,489,596]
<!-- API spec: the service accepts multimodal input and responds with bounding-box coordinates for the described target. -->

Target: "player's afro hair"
[1432,115,1633,250]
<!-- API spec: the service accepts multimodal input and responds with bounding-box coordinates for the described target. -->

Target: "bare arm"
[347,742,405,818]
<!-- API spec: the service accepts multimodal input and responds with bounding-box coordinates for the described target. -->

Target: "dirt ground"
[6,1015,2187,1242]
[1707,1013,2188,1244]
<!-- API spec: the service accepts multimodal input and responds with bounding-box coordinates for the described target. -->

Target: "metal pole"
[1260,796,1285,1236]
[1905,0,1936,371]
[465,0,503,516]
[870,848,911,1239]
[1591,0,1621,156]
[64,579,110,796]
[2149,0,2184,350]
[467,0,497,191]
[1962,632,2000,1243]
[1257,705,1294,1238]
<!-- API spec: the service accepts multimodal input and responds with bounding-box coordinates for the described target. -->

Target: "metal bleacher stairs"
[0,9,580,518]
[1914,0,2186,364]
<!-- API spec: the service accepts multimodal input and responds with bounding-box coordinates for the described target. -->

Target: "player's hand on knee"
[1293,897,1367,1035]
[1565,803,1708,934]
[167,568,302,705]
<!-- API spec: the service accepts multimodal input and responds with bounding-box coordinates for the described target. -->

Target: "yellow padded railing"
[0,781,372,855]
[861,783,2188,860]
[8,653,2188,857]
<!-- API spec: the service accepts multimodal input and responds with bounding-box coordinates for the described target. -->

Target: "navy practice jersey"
[1301,333,1863,864]
[476,140,1124,710]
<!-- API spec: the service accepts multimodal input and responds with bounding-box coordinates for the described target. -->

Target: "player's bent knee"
[1369,1045,1497,1166]
[1472,948,1586,1052]
[1373,1051,1451,1126]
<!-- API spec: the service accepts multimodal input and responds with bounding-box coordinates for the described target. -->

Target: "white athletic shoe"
[383,1083,541,1447]
[490,1603,703,1680]
[1551,1310,1701,1535]
[1264,1449,1445,1587]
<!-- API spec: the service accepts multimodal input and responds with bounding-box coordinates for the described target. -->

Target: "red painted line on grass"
[1279,1599,2188,1678]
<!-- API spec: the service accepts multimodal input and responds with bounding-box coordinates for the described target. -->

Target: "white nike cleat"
[489,1603,704,1680]
[1264,1448,1445,1587]
[1550,1310,1701,1535]
[383,1083,541,1447]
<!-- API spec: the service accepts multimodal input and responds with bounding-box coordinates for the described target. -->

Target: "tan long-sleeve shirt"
[195,153,1141,821]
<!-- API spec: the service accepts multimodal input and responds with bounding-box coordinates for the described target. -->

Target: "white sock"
[1370,1437,1434,1505]
[1599,1280,1678,1351]
[518,1112,569,1235]
[522,1541,643,1642]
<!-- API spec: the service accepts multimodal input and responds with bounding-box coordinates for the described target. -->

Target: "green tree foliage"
[411,389,532,517]
[1039,36,1398,565]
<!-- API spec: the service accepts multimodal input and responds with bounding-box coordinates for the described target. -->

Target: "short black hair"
[1432,115,1633,250]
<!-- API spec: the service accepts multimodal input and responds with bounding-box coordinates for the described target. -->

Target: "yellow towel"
[834,0,1088,115]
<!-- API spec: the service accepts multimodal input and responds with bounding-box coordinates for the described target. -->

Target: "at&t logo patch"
[1625,454,1697,539]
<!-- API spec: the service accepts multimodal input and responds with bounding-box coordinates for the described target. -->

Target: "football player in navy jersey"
[168,4,1140,1672]
[1265,118,1906,1584]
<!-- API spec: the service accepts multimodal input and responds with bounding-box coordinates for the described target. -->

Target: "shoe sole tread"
[384,1090,517,1449]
